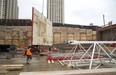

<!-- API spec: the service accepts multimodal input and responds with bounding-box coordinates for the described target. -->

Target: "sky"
[18,0,116,26]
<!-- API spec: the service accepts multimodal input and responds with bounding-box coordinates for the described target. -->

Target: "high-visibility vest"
[26,48,32,55]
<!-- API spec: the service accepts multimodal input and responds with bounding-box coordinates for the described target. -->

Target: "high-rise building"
[47,0,64,23]
[0,0,19,19]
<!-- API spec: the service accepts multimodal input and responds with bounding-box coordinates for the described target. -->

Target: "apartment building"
[47,0,64,23]
[0,0,19,19]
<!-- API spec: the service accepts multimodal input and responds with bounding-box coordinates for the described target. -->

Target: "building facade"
[47,0,64,23]
[0,0,19,19]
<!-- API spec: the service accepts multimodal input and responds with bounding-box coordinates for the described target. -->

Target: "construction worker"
[26,47,32,64]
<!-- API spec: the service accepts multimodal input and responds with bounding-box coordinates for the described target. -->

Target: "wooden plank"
[1,64,23,67]
[1,64,24,71]
[58,60,64,66]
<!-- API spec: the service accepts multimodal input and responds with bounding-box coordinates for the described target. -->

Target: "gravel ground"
[0,55,73,75]
[1,53,116,75]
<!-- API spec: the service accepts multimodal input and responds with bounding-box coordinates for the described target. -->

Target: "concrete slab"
[20,68,116,75]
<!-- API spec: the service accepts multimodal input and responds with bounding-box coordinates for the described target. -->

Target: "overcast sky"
[18,0,116,26]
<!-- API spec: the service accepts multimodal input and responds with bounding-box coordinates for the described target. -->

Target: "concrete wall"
[0,25,31,47]
[53,26,97,44]
[0,19,32,48]
[97,24,116,41]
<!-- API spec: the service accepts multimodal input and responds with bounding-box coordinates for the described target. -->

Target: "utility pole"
[103,14,105,26]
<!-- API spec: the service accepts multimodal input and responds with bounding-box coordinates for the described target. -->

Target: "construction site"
[0,6,116,75]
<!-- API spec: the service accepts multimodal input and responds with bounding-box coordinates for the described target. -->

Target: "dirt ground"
[0,55,73,75]
[1,53,116,75]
